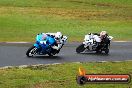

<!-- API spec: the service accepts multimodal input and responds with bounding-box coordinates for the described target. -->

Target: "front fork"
[83,42,88,48]
[34,43,42,53]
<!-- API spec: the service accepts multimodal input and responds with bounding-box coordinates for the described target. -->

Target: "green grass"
[0,61,132,88]
[0,0,132,42]
[0,0,132,8]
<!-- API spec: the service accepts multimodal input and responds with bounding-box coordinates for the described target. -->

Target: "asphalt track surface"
[0,42,132,67]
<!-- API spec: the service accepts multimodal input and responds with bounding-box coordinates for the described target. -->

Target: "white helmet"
[100,31,107,36]
[100,31,107,39]
[55,32,62,39]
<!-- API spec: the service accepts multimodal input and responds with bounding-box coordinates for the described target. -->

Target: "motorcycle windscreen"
[36,34,43,42]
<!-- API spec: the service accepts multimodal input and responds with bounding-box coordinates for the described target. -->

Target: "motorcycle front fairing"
[34,34,56,55]
[34,33,43,49]
[33,34,47,54]
[83,34,95,48]
[34,41,40,48]
[34,34,43,50]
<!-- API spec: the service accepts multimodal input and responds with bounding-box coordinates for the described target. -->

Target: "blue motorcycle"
[26,33,60,57]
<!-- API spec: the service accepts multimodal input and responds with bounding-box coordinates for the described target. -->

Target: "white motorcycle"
[76,33,113,54]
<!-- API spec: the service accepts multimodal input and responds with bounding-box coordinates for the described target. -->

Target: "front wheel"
[26,46,38,57]
[76,44,85,53]
[48,53,54,57]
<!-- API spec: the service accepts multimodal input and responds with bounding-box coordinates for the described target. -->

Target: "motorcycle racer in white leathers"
[76,31,113,54]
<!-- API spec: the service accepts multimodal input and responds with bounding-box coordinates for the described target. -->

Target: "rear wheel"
[96,50,102,54]
[76,44,85,53]
[104,44,110,54]
[26,46,38,57]
[105,49,109,54]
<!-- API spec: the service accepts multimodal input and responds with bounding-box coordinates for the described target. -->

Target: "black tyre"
[26,46,37,57]
[96,50,102,54]
[48,53,53,57]
[104,44,110,54]
[105,49,109,54]
[76,44,85,53]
